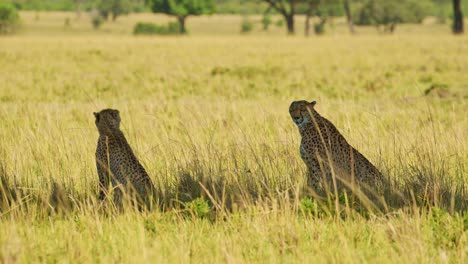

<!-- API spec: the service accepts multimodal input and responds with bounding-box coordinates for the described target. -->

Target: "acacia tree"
[0,3,19,34]
[262,0,297,34]
[98,0,132,21]
[453,0,463,34]
[149,0,215,34]
[356,0,429,33]
[304,0,341,36]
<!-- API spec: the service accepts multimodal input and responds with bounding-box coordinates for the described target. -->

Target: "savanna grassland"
[0,12,467,263]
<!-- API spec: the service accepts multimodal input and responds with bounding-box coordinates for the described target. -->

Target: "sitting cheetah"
[94,109,155,208]
[289,100,385,196]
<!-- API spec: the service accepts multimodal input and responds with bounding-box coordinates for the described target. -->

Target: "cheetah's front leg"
[96,158,110,201]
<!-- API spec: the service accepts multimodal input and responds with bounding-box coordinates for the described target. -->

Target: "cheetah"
[94,109,155,208]
[289,100,385,197]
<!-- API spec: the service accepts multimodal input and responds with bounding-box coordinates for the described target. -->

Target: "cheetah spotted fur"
[94,109,155,208]
[289,100,385,195]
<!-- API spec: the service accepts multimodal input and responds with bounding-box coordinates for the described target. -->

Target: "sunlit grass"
[0,13,467,263]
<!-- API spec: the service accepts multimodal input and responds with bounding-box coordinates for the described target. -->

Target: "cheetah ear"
[93,112,100,121]
[309,101,317,107]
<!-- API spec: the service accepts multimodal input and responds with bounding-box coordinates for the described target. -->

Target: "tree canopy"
[149,0,215,33]
[97,0,132,20]
[0,3,19,34]
[355,0,432,33]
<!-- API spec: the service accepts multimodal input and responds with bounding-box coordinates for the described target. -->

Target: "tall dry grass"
[0,25,466,262]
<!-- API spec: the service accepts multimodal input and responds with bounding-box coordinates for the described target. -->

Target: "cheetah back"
[96,131,155,204]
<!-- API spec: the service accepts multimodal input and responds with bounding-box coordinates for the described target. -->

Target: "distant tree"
[452,0,463,34]
[132,0,149,12]
[241,16,254,33]
[342,0,354,34]
[304,0,319,36]
[91,13,104,29]
[8,0,78,11]
[261,13,272,31]
[0,3,19,34]
[98,0,132,21]
[356,0,431,33]
[304,0,341,36]
[261,0,297,34]
[149,0,216,34]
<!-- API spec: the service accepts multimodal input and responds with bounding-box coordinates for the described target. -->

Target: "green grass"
[0,12,467,263]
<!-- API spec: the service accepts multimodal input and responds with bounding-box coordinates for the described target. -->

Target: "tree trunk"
[343,0,355,34]
[314,17,327,35]
[304,2,317,37]
[285,14,294,34]
[263,0,296,35]
[453,0,464,34]
[383,23,396,34]
[305,12,311,37]
[178,16,187,34]
[285,0,296,35]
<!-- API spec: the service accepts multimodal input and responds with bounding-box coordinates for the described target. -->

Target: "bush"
[64,17,71,28]
[261,13,272,31]
[275,18,284,27]
[314,23,326,35]
[132,2,148,13]
[184,197,211,219]
[91,15,103,29]
[0,3,20,34]
[355,0,432,33]
[97,0,132,21]
[314,18,327,35]
[240,17,253,33]
[300,197,319,216]
[133,21,181,35]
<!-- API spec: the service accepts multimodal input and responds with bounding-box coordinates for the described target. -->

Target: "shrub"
[91,15,103,29]
[0,3,19,34]
[314,18,327,35]
[301,197,335,217]
[314,23,326,35]
[240,17,253,33]
[133,21,181,35]
[261,13,272,31]
[275,18,284,27]
[64,17,71,28]
[300,197,318,216]
[97,0,132,21]
[355,0,432,33]
[166,21,180,34]
[184,197,211,219]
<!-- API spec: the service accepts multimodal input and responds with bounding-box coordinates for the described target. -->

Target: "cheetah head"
[289,100,317,127]
[93,109,121,134]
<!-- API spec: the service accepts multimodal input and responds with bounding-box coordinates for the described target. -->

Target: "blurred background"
[0,0,465,36]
